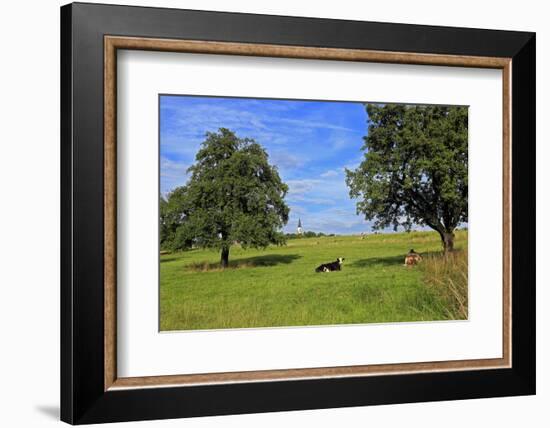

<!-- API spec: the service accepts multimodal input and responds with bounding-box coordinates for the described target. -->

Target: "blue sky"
[160,95,374,235]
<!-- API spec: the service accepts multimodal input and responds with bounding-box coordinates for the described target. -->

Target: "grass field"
[160,230,468,331]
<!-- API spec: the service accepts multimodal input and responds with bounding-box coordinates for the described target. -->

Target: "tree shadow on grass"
[350,251,441,268]
[160,254,181,263]
[350,255,404,268]
[187,254,302,271]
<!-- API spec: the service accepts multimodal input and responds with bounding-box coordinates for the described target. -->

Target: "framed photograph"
[61,2,535,424]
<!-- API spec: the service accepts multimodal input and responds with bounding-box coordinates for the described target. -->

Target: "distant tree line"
[285,231,334,239]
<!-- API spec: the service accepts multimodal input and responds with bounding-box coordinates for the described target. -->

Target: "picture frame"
[60,2,535,424]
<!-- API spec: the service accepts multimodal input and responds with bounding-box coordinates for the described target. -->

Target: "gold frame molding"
[104,35,512,391]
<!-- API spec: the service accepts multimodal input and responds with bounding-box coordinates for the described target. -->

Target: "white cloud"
[286,179,323,196]
[287,194,336,206]
[269,151,304,170]
[278,117,355,132]
[320,169,339,178]
[160,157,189,196]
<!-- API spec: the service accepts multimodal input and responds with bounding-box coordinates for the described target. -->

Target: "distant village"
[285,218,369,239]
[284,218,333,239]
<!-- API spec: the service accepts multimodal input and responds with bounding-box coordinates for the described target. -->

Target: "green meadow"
[160,230,468,331]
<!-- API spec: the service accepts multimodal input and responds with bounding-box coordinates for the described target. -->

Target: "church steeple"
[297,218,303,235]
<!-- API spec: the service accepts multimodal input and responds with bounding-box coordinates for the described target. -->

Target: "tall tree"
[166,128,290,267]
[346,104,468,252]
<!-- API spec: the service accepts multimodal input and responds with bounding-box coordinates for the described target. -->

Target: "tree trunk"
[220,246,230,268]
[440,231,455,254]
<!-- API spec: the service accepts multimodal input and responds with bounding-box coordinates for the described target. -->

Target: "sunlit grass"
[160,230,468,331]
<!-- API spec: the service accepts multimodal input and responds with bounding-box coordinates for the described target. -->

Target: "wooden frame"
[62,2,535,424]
[104,36,513,390]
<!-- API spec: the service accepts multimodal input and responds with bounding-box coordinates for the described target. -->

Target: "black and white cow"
[315,257,345,272]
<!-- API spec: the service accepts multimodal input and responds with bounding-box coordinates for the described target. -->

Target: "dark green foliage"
[160,187,193,251]
[161,128,290,267]
[346,104,468,252]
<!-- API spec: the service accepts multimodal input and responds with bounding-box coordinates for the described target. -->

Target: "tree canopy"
[161,128,290,267]
[345,104,468,252]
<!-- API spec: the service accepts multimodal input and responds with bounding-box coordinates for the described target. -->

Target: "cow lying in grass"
[404,249,422,266]
[315,257,345,272]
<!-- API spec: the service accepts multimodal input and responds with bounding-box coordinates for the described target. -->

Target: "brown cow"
[404,249,422,266]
